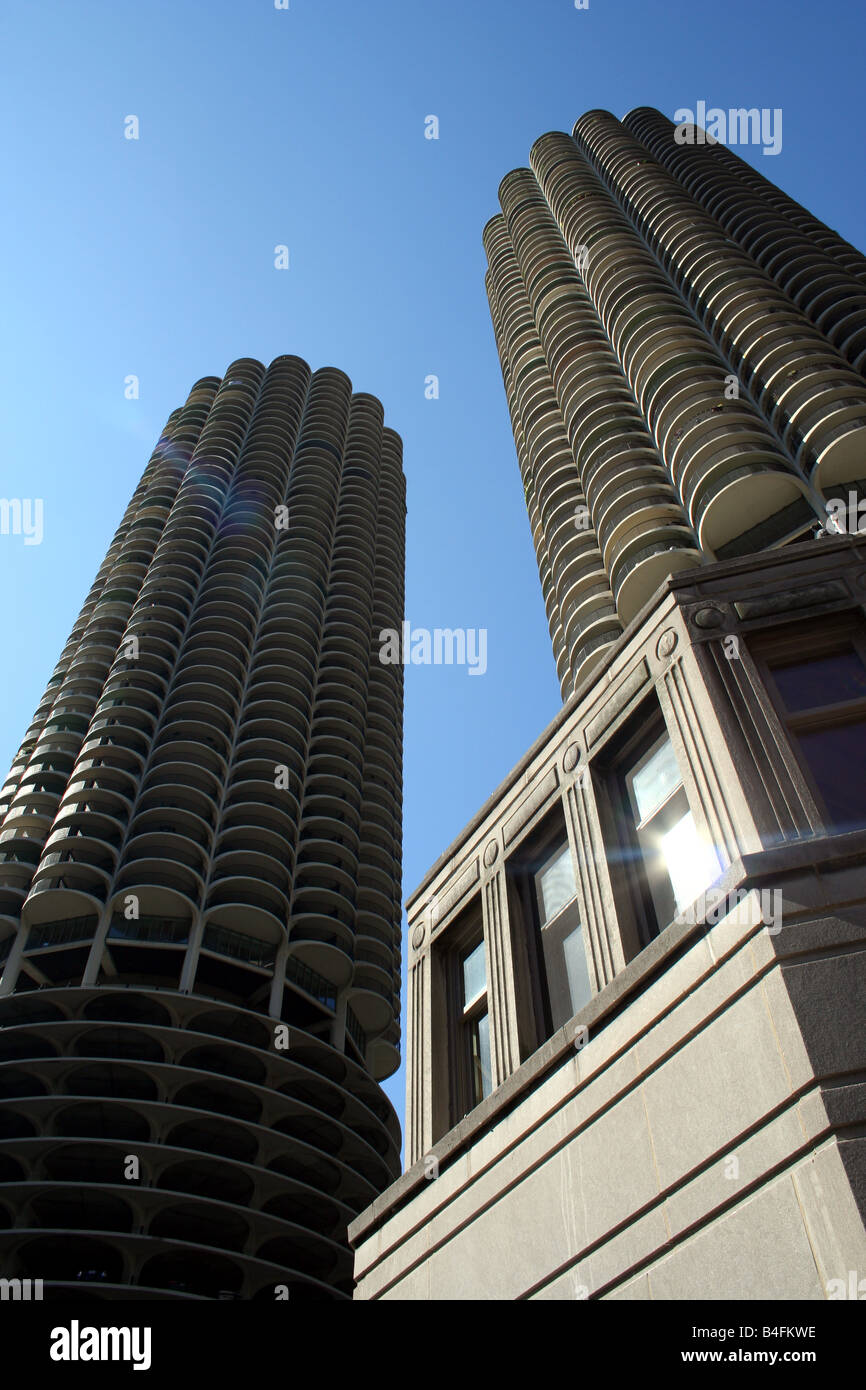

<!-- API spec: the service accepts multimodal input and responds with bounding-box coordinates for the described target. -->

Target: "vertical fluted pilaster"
[482,869,520,1086]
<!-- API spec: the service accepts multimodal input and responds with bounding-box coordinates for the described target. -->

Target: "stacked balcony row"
[484,112,866,694]
[0,357,405,1082]
[573,111,866,496]
[0,988,400,1299]
[622,107,866,377]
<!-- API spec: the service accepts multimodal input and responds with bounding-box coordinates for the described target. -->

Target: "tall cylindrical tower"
[485,108,866,698]
[0,355,405,1300]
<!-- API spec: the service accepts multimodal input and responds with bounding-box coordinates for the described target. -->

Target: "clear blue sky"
[1,0,864,1134]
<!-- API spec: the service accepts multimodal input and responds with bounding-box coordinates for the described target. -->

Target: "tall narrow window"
[601,712,720,946]
[622,728,717,934]
[461,939,492,1107]
[509,815,594,1046]
[759,620,866,833]
[532,839,592,1031]
[622,732,719,930]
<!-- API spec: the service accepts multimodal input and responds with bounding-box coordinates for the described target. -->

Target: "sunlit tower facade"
[484,107,866,698]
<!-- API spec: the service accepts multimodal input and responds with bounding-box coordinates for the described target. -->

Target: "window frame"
[622,730,696,931]
[752,613,866,833]
[508,813,591,1046]
[447,912,492,1121]
[593,699,715,951]
[533,837,579,930]
[595,707,670,950]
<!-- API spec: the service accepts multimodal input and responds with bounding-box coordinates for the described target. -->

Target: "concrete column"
[405,949,430,1168]
[81,905,112,986]
[330,988,348,1052]
[564,766,628,982]
[482,867,521,1088]
[178,914,206,993]
[657,647,743,872]
[681,628,817,850]
[269,939,288,1018]
[0,925,28,995]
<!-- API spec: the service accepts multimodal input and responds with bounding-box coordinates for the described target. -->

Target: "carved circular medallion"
[483,840,499,868]
[562,743,581,773]
[692,605,725,630]
[411,923,426,950]
[655,628,678,659]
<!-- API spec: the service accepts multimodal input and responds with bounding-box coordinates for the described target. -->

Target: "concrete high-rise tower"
[483,108,866,697]
[351,111,866,1302]
[0,355,405,1300]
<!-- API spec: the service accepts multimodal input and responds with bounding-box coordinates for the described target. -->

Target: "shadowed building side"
[0,355,405,1300]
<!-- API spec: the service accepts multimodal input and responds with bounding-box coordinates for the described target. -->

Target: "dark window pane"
[797,721,866,831]
[771,649,866,712]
